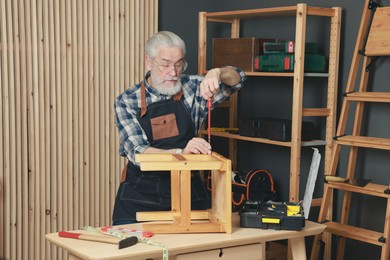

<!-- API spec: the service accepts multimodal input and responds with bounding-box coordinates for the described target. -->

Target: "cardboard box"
[212,38,278,71]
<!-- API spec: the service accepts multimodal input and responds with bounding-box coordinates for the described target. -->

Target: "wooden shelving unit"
[198,4,341,202]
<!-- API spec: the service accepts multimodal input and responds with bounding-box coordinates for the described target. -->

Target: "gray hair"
[145,31,186,58]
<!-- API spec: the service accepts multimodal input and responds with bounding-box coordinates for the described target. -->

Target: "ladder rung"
[335,135,390,150]
[326,182,390,198]
[303,108,330,117]
[326,222,386,246]
[345,92,390,103]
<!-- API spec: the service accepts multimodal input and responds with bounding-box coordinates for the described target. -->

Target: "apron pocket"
[150,113,179,140]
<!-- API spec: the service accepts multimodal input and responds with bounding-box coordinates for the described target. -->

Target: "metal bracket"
[368,0,380,10]
[333,135,346,140]
[359,0,381,56]
[365,56,380,72]
[343,91,355,96]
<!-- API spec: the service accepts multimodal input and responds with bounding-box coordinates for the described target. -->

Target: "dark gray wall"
[159,1,390,259]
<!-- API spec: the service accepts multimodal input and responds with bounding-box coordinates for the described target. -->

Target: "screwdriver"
[208,98,212,144]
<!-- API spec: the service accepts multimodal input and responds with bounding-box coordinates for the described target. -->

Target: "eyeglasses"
[152,58,188,73]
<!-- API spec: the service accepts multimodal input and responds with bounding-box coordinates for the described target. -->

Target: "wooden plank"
[180,170,191,226]
[47,0,58,257]
[141,222,225,234]
[137,210,209,221]
[171,170,181,212]
[382,194,390,259]
[36,0,46,256]
[71,0,80,230]
[99,0,106,226]
[326,222,385,246]
[327,182,390,198]
[82,0,90,227]
[336,135,390,150]
[139,161,222,171]
[345,92,390,102]
[30,0,41,258]
[19,0,30,256]
[204,6,297,19]
[108,0,115,214]
[302,108,330,117]
[93,0,99,227]
[0,25,3,257]
[42,0,51,257]
[0,1,10,258]
[289,3,306,202]
[87,0,94,226]
[325,6,341,174]
[365,7,390,56]
[76,0,84,230]
[198,12,207,74]
[66,0,74,232]
[7,0,18,258]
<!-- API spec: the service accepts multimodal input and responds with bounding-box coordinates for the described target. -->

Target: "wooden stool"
[135,152,232,234]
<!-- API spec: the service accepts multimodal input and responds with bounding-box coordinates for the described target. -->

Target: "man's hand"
[183,137,212,154]
[200,67,241,100]
[200,68,221,100]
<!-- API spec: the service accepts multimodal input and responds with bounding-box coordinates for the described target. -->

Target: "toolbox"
[239,117,317,142]
[212,38,280,71]
[240,200,305,231]
[254,53,326,72]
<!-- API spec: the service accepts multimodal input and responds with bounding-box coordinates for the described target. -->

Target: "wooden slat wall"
[0,0,158,259]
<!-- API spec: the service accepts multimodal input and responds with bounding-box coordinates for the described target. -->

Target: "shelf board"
[204,6,336,20]
[326,182,390,198]
[199,70,329,78]
[200,130,326,147]
[245,71,329,77]
[325,222,385,247]
[335,135,390,150]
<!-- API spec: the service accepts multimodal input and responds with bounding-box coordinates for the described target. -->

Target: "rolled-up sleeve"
[114,93,149,163]
[214,66,246,105]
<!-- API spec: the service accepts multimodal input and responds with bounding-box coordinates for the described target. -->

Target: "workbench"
[45,213,325,260]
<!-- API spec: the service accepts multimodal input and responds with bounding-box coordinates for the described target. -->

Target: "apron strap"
[140,81,147,118]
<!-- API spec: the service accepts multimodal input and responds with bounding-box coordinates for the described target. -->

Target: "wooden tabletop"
[46,213,325,260]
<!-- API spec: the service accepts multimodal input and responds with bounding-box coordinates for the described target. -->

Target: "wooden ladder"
[311,0,390,259]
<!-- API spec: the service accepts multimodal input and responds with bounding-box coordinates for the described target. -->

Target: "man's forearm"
[219,66,241,86]
[143,146,178,154]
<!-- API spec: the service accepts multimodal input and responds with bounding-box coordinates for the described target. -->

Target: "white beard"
[150,73,182,96]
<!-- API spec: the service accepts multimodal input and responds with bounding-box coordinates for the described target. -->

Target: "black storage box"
[239,117,317,141]
[240,200,305,231]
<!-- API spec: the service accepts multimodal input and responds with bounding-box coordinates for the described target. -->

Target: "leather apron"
[112,82,211,223]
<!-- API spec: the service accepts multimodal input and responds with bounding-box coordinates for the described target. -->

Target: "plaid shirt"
[115,67,246,163]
